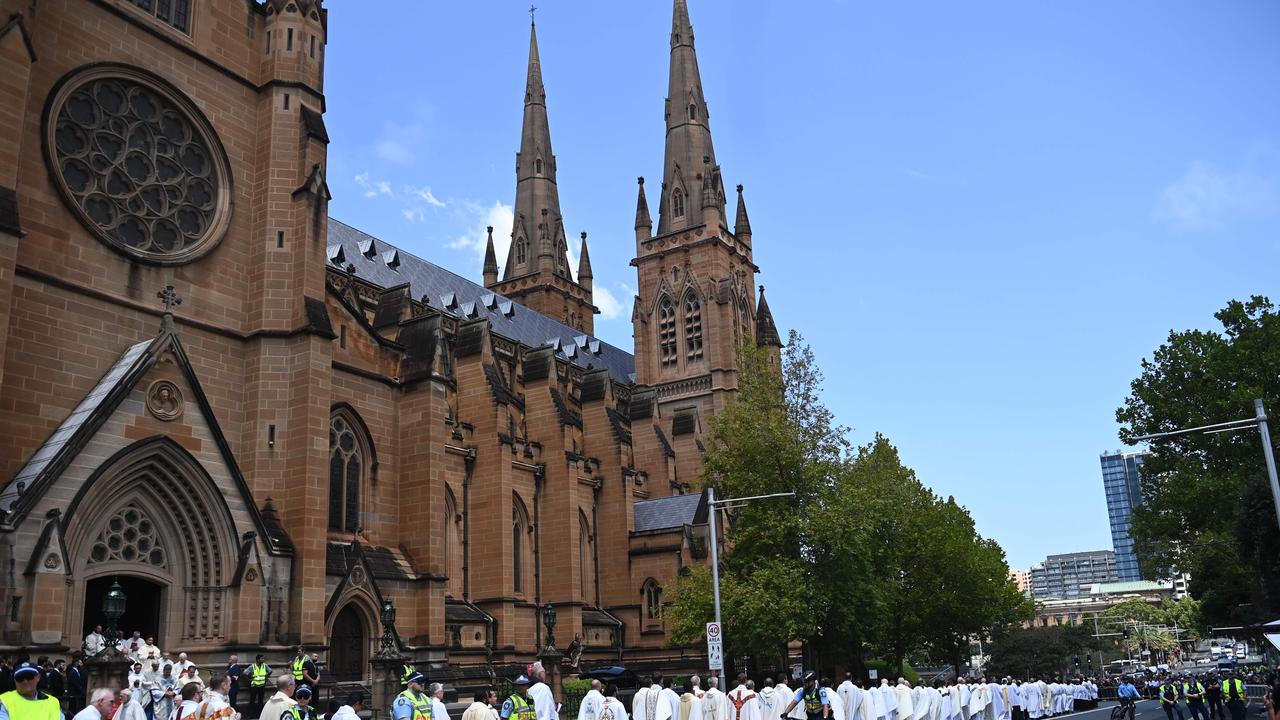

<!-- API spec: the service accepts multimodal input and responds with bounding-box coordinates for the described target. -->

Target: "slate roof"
[0,339,150,515]
[633,491,706,533]
[445,600,492,624]
[325,541,415,580]
[328,219,636,383]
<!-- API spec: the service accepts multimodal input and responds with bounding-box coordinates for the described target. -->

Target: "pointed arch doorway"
[82,575,165,641]
[328,605,368,683]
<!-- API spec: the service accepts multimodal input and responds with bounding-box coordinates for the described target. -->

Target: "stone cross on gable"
[157,285,182,313]
[157,285,182,333]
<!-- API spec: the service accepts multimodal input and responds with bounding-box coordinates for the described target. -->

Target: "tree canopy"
[1116,296,1280,626]
[666,332,1032,676]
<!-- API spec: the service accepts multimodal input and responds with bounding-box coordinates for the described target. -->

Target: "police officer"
[1220,671,1246,720]
[781,672,829,720]
[1203,675,1223,720]
[1183,677,1207,720]
[0,662,64,720]
[500,675,535,720]
[393,673,432,720]
[1160,677,1185,720]
[247,655,272,719]
[291,686,317,720]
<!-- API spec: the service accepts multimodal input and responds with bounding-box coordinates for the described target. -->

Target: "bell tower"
[632,0,763,419]
[486,19,597,334]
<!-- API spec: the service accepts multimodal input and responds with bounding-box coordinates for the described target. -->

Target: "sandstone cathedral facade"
[0,0,780,686]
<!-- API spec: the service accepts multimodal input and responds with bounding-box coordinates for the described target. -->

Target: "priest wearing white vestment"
[676,687,703,720]
[703,678,727,720]
[880,682,899,720]
[967,682,989,720]
[601,687,630,720]
[657,679,682,720]
[727,676,760,720]
[1020,683,1040,720]
[633,685,653,720]
[527,663,559,720]
[837,675,859,720]
[893,681,913,720]
[758,681,787,720]
[579,682,605,720]
[910,686,929,720]
[822,681,844,720]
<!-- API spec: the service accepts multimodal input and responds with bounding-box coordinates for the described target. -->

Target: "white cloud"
[354,172,392,198]
[1156,160,1278,229]
[406,185,447,208]
[448,201,515,269]
[594,285,624,320]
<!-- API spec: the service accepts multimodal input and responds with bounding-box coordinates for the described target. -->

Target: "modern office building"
[1101,450,1150,581]
[1029,550,1119,599]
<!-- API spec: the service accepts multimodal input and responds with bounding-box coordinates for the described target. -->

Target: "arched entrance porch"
[64,437,239,649]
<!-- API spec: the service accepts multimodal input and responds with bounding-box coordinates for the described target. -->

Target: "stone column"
[538,646,564,699]
[370,653,406,720]
[85,648,132,696]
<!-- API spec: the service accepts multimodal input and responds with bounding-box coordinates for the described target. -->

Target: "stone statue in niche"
[146,380,183,421]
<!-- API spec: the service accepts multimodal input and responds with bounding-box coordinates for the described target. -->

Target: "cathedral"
[0,0,780,687]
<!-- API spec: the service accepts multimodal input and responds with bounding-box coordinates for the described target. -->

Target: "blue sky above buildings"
[322,1,1280,570]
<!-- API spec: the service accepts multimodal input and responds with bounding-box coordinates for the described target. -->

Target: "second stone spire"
[486,17,597,334]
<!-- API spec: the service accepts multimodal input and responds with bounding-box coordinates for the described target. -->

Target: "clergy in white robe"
[704,679,727,720]
[837,678,858,720]
[1020,684,1041,720]
[676,691,704,720]
[601,693,630,720]
[759,683,787,720]
[727,679,760,720]
[927,688,944,720]
[824,686,845,720]
[893,682,913,720]
[880,682,898,720]
[779,682,806,720]
[634,686,653,720]
[658,683,682,720]
[911,687,929,720]
[528,663,559,720]
[579,682,606,720]
[967,684,989,720]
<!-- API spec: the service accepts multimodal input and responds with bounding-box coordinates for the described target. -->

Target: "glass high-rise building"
[1101,449,1149,582]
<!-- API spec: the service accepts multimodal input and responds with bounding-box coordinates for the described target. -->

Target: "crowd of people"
[610,672,1101,720]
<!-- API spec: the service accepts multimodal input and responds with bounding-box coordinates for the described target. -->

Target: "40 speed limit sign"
[706,622,724,671]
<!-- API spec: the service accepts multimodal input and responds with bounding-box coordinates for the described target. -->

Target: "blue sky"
[322,1,1280,570]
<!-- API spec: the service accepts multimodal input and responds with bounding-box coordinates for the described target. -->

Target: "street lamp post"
[102,578,127,648]
[705,488,795,659]
[1134,398,1280,530]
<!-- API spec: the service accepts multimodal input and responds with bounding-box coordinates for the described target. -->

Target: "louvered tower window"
[672,189,685,218]
[684,292,703,361]
[658,297,678,368]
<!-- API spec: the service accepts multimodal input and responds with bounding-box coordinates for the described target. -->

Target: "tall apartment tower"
[1101,449,1149,582]
[1029,550,1119,599]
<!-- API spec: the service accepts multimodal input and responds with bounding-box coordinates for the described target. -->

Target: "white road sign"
[707,622,724,671]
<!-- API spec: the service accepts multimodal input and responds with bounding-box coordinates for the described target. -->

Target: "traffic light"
[1074,656,1080,666]
[1123,628,1130,640]
[1087,655,1093,666]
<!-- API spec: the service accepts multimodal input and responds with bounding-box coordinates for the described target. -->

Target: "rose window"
[89,504,167,568]
[45,65,231,264]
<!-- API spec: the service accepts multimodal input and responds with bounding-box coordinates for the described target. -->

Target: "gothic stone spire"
[658,0,725,236]
[508,19,572,282]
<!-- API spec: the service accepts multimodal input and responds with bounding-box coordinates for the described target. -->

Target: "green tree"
[987,626,1100,679]
[1116,296,1280,625]
[667,332,1031,673]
